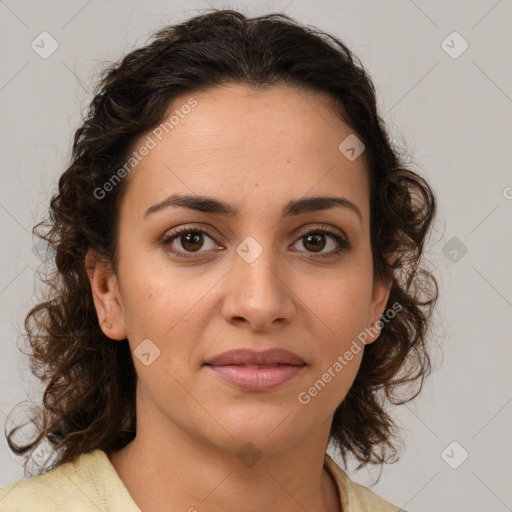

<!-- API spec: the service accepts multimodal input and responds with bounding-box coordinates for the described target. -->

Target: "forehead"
[120,83,370,225]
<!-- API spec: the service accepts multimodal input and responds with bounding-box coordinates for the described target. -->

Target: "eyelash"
[161,224,351,260]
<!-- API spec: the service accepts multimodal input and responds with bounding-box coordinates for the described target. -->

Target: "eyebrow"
[143,193,362,224]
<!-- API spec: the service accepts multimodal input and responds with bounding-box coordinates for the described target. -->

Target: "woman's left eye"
[161,225,350,259]
[291,228,350,258]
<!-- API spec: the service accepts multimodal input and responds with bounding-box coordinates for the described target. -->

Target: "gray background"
[1,1,511,511]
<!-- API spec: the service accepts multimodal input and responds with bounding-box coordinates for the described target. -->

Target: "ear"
[85,248,127,341]
[365,251,395,345]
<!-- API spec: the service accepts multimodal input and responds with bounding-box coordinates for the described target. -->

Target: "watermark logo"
[441,31,469,60]
[134,338,161,366]
[30,438,55,472]
[338,134,365,161]
[32,238,55,263]
[441,441,469,469]
[237,442,262,468]
[442,236,468,263]
[31,31,59,59]
[236,236,263,264]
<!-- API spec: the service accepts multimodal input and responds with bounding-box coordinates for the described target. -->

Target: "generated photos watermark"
[93,97,198,200]
[297,302,402,405]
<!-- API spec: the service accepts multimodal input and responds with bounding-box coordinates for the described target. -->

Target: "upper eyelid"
[164,223,347,242]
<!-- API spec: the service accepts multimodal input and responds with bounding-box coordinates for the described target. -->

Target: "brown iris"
[180,231,204,252]
[302,233,326,252]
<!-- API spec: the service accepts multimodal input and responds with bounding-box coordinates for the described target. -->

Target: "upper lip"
[204,348,305,366]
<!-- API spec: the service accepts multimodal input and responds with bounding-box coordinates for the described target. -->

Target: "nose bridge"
[223,233,294,330]
[234,233,281,296]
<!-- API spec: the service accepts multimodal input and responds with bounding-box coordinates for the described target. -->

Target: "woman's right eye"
[162,228,219,259]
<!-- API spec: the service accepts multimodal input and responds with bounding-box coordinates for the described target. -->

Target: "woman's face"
[88,83,391,455]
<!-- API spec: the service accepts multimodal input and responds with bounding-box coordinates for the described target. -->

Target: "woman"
[0,8,438,512]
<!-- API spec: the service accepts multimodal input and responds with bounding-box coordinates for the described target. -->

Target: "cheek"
[297,347,363,419]
[301,271,373,338]
[116,246,174,335]
[297,269,372,406]
[117,248,215,341]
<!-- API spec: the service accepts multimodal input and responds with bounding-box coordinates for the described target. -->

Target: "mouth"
[203,348,306,391]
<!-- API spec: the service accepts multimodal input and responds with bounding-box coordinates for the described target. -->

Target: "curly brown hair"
[5,8,439,477]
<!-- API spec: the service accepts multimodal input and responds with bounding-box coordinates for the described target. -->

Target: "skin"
[86,83,392,512]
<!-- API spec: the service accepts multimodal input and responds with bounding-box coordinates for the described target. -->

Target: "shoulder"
[324,454,407,512]
[0,449,139,511]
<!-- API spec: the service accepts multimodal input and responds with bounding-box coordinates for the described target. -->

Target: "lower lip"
[205,364,305,391]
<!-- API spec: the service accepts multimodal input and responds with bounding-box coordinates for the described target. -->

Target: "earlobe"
[85,249,127,341]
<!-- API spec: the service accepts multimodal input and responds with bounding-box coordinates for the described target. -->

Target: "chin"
[207,402,306,454]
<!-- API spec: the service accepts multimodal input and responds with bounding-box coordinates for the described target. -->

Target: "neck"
[108,414,341,512]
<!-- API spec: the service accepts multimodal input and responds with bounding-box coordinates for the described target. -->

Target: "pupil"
[183,232,203,252]
[305,234,325,252]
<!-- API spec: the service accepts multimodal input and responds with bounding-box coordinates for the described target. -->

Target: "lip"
[204,348,306,391]
[204,348,305,366]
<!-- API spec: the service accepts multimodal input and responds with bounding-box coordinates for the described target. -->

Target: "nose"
[220,240,296,332]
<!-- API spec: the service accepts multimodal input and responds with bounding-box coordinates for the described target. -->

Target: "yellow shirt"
[0,449,405,511]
